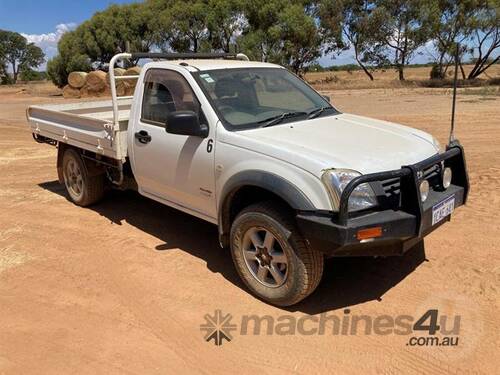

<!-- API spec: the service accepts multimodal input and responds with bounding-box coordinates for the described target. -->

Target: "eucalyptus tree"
[318,0,378,80]
[206,0,246,53]
[423,0,498,80]
[0,30,44,83]
[466,0,499,79]
[240,0,322,75]
[368,0,430,80]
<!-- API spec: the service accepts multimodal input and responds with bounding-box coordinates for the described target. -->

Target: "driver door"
[132,68,216,221]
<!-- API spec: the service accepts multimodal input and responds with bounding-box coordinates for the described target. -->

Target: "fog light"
[443,167,452,189]
[420,180,429,202]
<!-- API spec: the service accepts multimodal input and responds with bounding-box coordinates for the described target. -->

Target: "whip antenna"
[449,43,459,145]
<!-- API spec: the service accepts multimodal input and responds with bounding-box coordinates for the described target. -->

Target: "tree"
[467,0,500,79]
[74,3,154,66]
[152,0,209,52]
[47,2,155,86]
[206,0,245,52]
[368,0,430,80]
[424,0,499,80]
[319,0,376,80]
[424,0,480,79]
[239,0,285,62]
[47,54,91,88]
[239,0,322,75]
[20,68,46,81]
[277,4,323,75]
[0,30,44,83]
[46,27,93,88]
[0,62,9,84]
[0,42,7,83]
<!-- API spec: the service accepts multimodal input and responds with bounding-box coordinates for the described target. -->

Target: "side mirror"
[322,95,331,103]
[165,111,208,138]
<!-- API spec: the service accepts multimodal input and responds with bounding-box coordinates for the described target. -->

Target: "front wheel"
[62,148,104,206]
[230,202,324,306]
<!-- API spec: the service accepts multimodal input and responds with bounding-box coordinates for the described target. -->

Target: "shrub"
[0,74,13,85]
[46,56,67,88]
[47,54,91,88]
[487,77,500,86]
[430,65,445,80]
[19,68,46,81]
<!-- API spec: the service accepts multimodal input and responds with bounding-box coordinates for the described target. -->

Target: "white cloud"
[21,23,77,69]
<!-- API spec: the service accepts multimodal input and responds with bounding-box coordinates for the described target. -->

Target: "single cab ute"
[28,52,469,306]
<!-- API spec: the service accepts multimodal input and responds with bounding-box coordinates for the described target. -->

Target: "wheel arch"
[218,170,315,247]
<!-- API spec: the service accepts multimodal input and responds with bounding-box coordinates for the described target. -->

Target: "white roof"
[144,59,283,72]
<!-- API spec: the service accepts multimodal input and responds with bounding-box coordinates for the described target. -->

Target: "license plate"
[432,195,455,225]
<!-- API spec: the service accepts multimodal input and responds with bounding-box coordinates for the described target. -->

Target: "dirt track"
[0,83,499,374]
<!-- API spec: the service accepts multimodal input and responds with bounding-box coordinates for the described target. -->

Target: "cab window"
[141,69,202,126]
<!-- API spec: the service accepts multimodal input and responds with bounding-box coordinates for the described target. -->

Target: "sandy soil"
[0,82,499,374]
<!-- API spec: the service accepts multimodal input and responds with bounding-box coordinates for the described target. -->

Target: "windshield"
[192,68,338,130]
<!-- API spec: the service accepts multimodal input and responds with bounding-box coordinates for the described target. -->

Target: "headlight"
[321,169,378,212]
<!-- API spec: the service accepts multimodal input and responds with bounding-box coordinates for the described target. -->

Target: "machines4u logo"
[200,310,237,346]
[201,308,462,347]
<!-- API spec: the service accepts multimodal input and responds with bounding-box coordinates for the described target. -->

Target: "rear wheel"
[62,148,104,206]
[230,202,324,306]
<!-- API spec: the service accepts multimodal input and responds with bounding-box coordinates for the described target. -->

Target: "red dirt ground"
[0,83,499,374]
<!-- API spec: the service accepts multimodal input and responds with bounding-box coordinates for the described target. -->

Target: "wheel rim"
[241,227,289,288]
[64,158,84,199]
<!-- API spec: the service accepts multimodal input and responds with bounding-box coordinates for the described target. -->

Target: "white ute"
[28,53,469,306]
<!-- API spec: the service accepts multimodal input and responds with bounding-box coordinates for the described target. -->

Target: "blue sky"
[0,0,138,69]
[0,0,137,35]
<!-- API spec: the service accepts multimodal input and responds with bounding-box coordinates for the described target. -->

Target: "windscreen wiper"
[307,106,332,119]
[258,111,307,127]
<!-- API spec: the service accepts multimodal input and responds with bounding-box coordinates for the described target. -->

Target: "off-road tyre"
[62,148,104,206]
[230,201,324,306]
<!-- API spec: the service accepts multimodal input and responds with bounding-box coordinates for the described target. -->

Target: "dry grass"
[306,64,500,91]
[455,86,500,104]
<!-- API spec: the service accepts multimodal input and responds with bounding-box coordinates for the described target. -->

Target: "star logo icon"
[200,310,237,346]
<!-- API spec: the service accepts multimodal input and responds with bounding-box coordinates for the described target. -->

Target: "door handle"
[135,130,151,144]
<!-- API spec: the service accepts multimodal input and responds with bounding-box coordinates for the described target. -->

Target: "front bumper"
[297,143,469,257]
